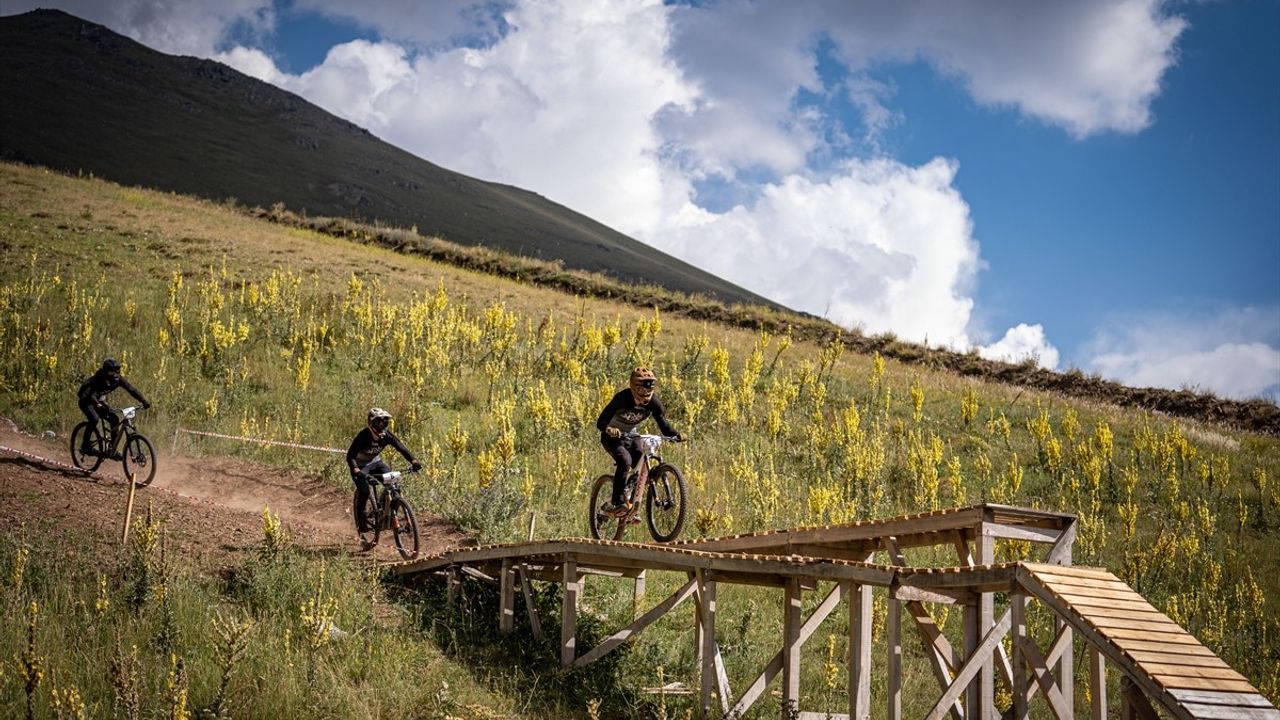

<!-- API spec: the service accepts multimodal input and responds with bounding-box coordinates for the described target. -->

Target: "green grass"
[1,161,1278,716]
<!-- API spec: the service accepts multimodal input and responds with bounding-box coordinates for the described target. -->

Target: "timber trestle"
[389,503,1277,719]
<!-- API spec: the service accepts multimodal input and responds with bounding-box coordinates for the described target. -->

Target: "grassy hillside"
[1,162,1277,716]
[0,8,774,308]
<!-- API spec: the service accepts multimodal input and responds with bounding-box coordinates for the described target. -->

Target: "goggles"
[371,417,389,429]
[635,378,656,389]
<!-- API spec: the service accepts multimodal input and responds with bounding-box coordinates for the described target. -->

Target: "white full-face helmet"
[368,407,392,437]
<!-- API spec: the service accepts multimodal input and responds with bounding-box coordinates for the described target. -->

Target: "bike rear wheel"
[588,474,626,541]
[355,491,380,548]
[122,434,157,487]
[645,463,688,543]
[70,422,105,472]
[389,498,420,559]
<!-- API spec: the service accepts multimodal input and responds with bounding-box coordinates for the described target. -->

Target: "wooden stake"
[121,472,138,544]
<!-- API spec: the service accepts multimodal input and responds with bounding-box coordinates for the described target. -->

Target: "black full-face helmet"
[102,358,122,378]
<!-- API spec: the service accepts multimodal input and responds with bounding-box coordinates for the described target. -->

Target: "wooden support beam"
[783,577,803,718]
[561,558,580,669]
[1044,519,1076,565]
[574,577,697,668]
[728,581,847,719]
[517,563,543,643]
[1023,617,1071,706]
[964,598,980,719]
[1091,646,1108,720]
[446,566,461,607]
[924,611,1012,720]
[1057,616,1075,718]
[1016,634,1073,720]
[905,601,964,720]
[848,582,872,720]
[697,569,717,720]
[499,559,515,634]
[1120,675,1160,720]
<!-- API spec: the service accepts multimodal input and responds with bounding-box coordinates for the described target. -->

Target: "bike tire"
[355,491,380,548]
[122,434,157,487]
[389,498,420,559]
[588,474,626,541]
[70,422,105,472]
[645,463,688,543]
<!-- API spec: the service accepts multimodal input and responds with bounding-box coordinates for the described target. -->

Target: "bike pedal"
[626,517,642,525]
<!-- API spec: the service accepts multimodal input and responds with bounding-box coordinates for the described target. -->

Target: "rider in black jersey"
[348,408,422,533]
[595,367,685,516]
[77,358,150,459]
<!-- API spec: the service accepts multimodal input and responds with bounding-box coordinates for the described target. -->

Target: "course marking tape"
[176,428,345,455]
[0,444,101,477]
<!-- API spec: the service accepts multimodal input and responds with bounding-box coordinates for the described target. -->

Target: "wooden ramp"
[1017,563,1278,720]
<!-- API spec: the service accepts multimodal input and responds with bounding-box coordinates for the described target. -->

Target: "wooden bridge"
[389,504,1278,720]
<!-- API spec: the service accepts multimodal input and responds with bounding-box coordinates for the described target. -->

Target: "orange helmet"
[630,367,657,402]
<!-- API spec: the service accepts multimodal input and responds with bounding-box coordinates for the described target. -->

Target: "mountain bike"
[70,406,157,487]
[355,466,420,559]
[589,434,687,543]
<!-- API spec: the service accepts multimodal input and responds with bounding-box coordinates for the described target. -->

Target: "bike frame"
[97,406,139,452]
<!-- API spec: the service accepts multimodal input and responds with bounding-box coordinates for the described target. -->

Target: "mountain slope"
[0,8,773,308]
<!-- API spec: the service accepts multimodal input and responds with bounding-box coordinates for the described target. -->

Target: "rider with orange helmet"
[595,367,685,516]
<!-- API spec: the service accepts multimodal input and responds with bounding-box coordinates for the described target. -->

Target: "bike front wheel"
[389,498,420,559]
[588,474,626,541]
[122,434,156,487]
[645,463,688,543]
[70,422,105,472]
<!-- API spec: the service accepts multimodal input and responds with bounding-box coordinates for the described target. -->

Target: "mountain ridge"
[0,8,775,308]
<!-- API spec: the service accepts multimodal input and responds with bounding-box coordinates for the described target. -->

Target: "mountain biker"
[77,358,150,459]
[596,367,685,517]
[348,407,422,534]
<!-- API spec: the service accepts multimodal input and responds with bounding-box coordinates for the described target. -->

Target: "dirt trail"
[0,418,469,567]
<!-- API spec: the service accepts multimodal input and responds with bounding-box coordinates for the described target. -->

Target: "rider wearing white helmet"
[347,407,422,533]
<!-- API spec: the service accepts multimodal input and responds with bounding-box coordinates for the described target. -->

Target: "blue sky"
[6,0,1279,400]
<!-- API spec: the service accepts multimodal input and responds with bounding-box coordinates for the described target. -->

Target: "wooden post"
[633,570,647,620]
[783,577,803,718]
[517,563,544,642]
[1057,616,1074,717]
[1011,593,1029,720]
[691,571,704,672]
[697,569,717,720]
[121,473,138,543]
[964,598,980,719]
[848,582,872,720]
[1090,646,1107,720]
[446,566,461,608]
[499,558,515,634]
[527,511,537,541]
[888,589,902,720]
[561,557,580,669]
[978,523,996,720]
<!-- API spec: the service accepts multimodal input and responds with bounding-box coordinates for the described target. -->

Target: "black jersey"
[347,427,416,472]
[77,369,148,406]
[596,389,676,437]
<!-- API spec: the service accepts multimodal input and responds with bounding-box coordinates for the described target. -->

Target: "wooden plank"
[1024,563,1117,580]
[983,524,1063,543]
[1179,705,1280,720]
[1146,675,1256,693]
[1071,605,1172,622]
[1113,640,1216,656]
[1124,650,1230,668]
[1034,574,1136,592]
[1090,609,1187,627]
[1053,587,1150,602]
[573,578,698,668]
[1096,627,1203,644]
[714,644,732,719]
[1062,596,1162,613]
[1167,689,1275,707]
[1143,664,1249,682]
[1016,634,1073,720]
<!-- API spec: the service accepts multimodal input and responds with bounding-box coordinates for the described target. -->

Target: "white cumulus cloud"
[979,324,1061,370]
[1083,307,1280,400]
